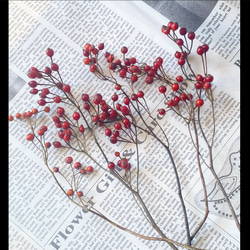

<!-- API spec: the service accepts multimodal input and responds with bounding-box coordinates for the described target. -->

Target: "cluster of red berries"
[161,21,195,66]
[82,93,119,127]
[83,42,166,86]
[27,48,72,107]
[53,156,94,197]
[51,106,85,147]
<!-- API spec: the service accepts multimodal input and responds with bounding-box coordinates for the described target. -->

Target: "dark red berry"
[93,94,102,105]
[57,107,65,116]
[121,46,128,54]
[98,43,104,50]
[188,32,195,40]
[53,141,62,148]
[46,48,54,57]
[51,63,59,71]
[110,136,118,144]
[145,76,154,84]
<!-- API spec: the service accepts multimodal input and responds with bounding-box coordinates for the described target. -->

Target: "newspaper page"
[9,1,240,249]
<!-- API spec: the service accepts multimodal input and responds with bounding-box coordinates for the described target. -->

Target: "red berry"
[80,169,86,174]
[105,128,112,137]
[121,106,129,115]
[67,189,74,196]
[109,109,117,119]
[130,57,136,64]
[123,97,130,105]
[176,75,183,82]
[77,191,83,197]
[196,99,204,107]
[122,118,130,128]
[82,94,89,102]
[147,70,155,77]
[171,83,179,91]
[93,94,102,105]
[28,80,38,88]
[87,166,93,172]
[179,27,187,35]
[158,108,165,115]
[46,48,54,57]
[44,66,52,74]
[53,141,62,148]
[196,46,204,55]
[188,32,195,40]
[63,84,71,93]
[196,74,204,82]
[111,94,118,102]
[65,156,73,164]
[53,167,59,173]
[38,99,46,106]
[131,74,138,82]
[45,142,51,148]
[195,82,203,89]
[99,112,107,121]
[83,49,89,57]
[120,158,129,169]
[203,82,211,89]
[119,69,127,78]
[92,115,99,123]
[89,64,97,73]
[176,39,184,46]
[74,162,81,169]
[178,58,185,66]
[98,43,104,50]
[84,43,91,51]
[114,122,122,130]
[58,130,64,139]
[57,107,65,117]
[108,162,115,170]
[27,68,38,79]
[104,51,110,58]
[161,25,170,35]
[171,22,179,31]
[30,89,38,95]
[62,121,70,129]
[8,115,14,121]
[73,112,80,121]
[37,129,45,136]
[202,44,209,52]
[79,125,85,134]
[205,74,214,82]
[54,96,62,103]
[175,51,181,59]
[83,58,90,65]
[83,102,90,111]
[121,46,128,54]
[145,76,154,84]
[51,63,59,71]
[167,100,173,107]
[144,65,151,72]
[137,91,144,98]
[131,93,138,101]
[26,133,35,141]
[159,85,167,94]
[110,136,118,144]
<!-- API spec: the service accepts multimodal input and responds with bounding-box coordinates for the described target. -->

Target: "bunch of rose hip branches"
[9,21,239,250]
